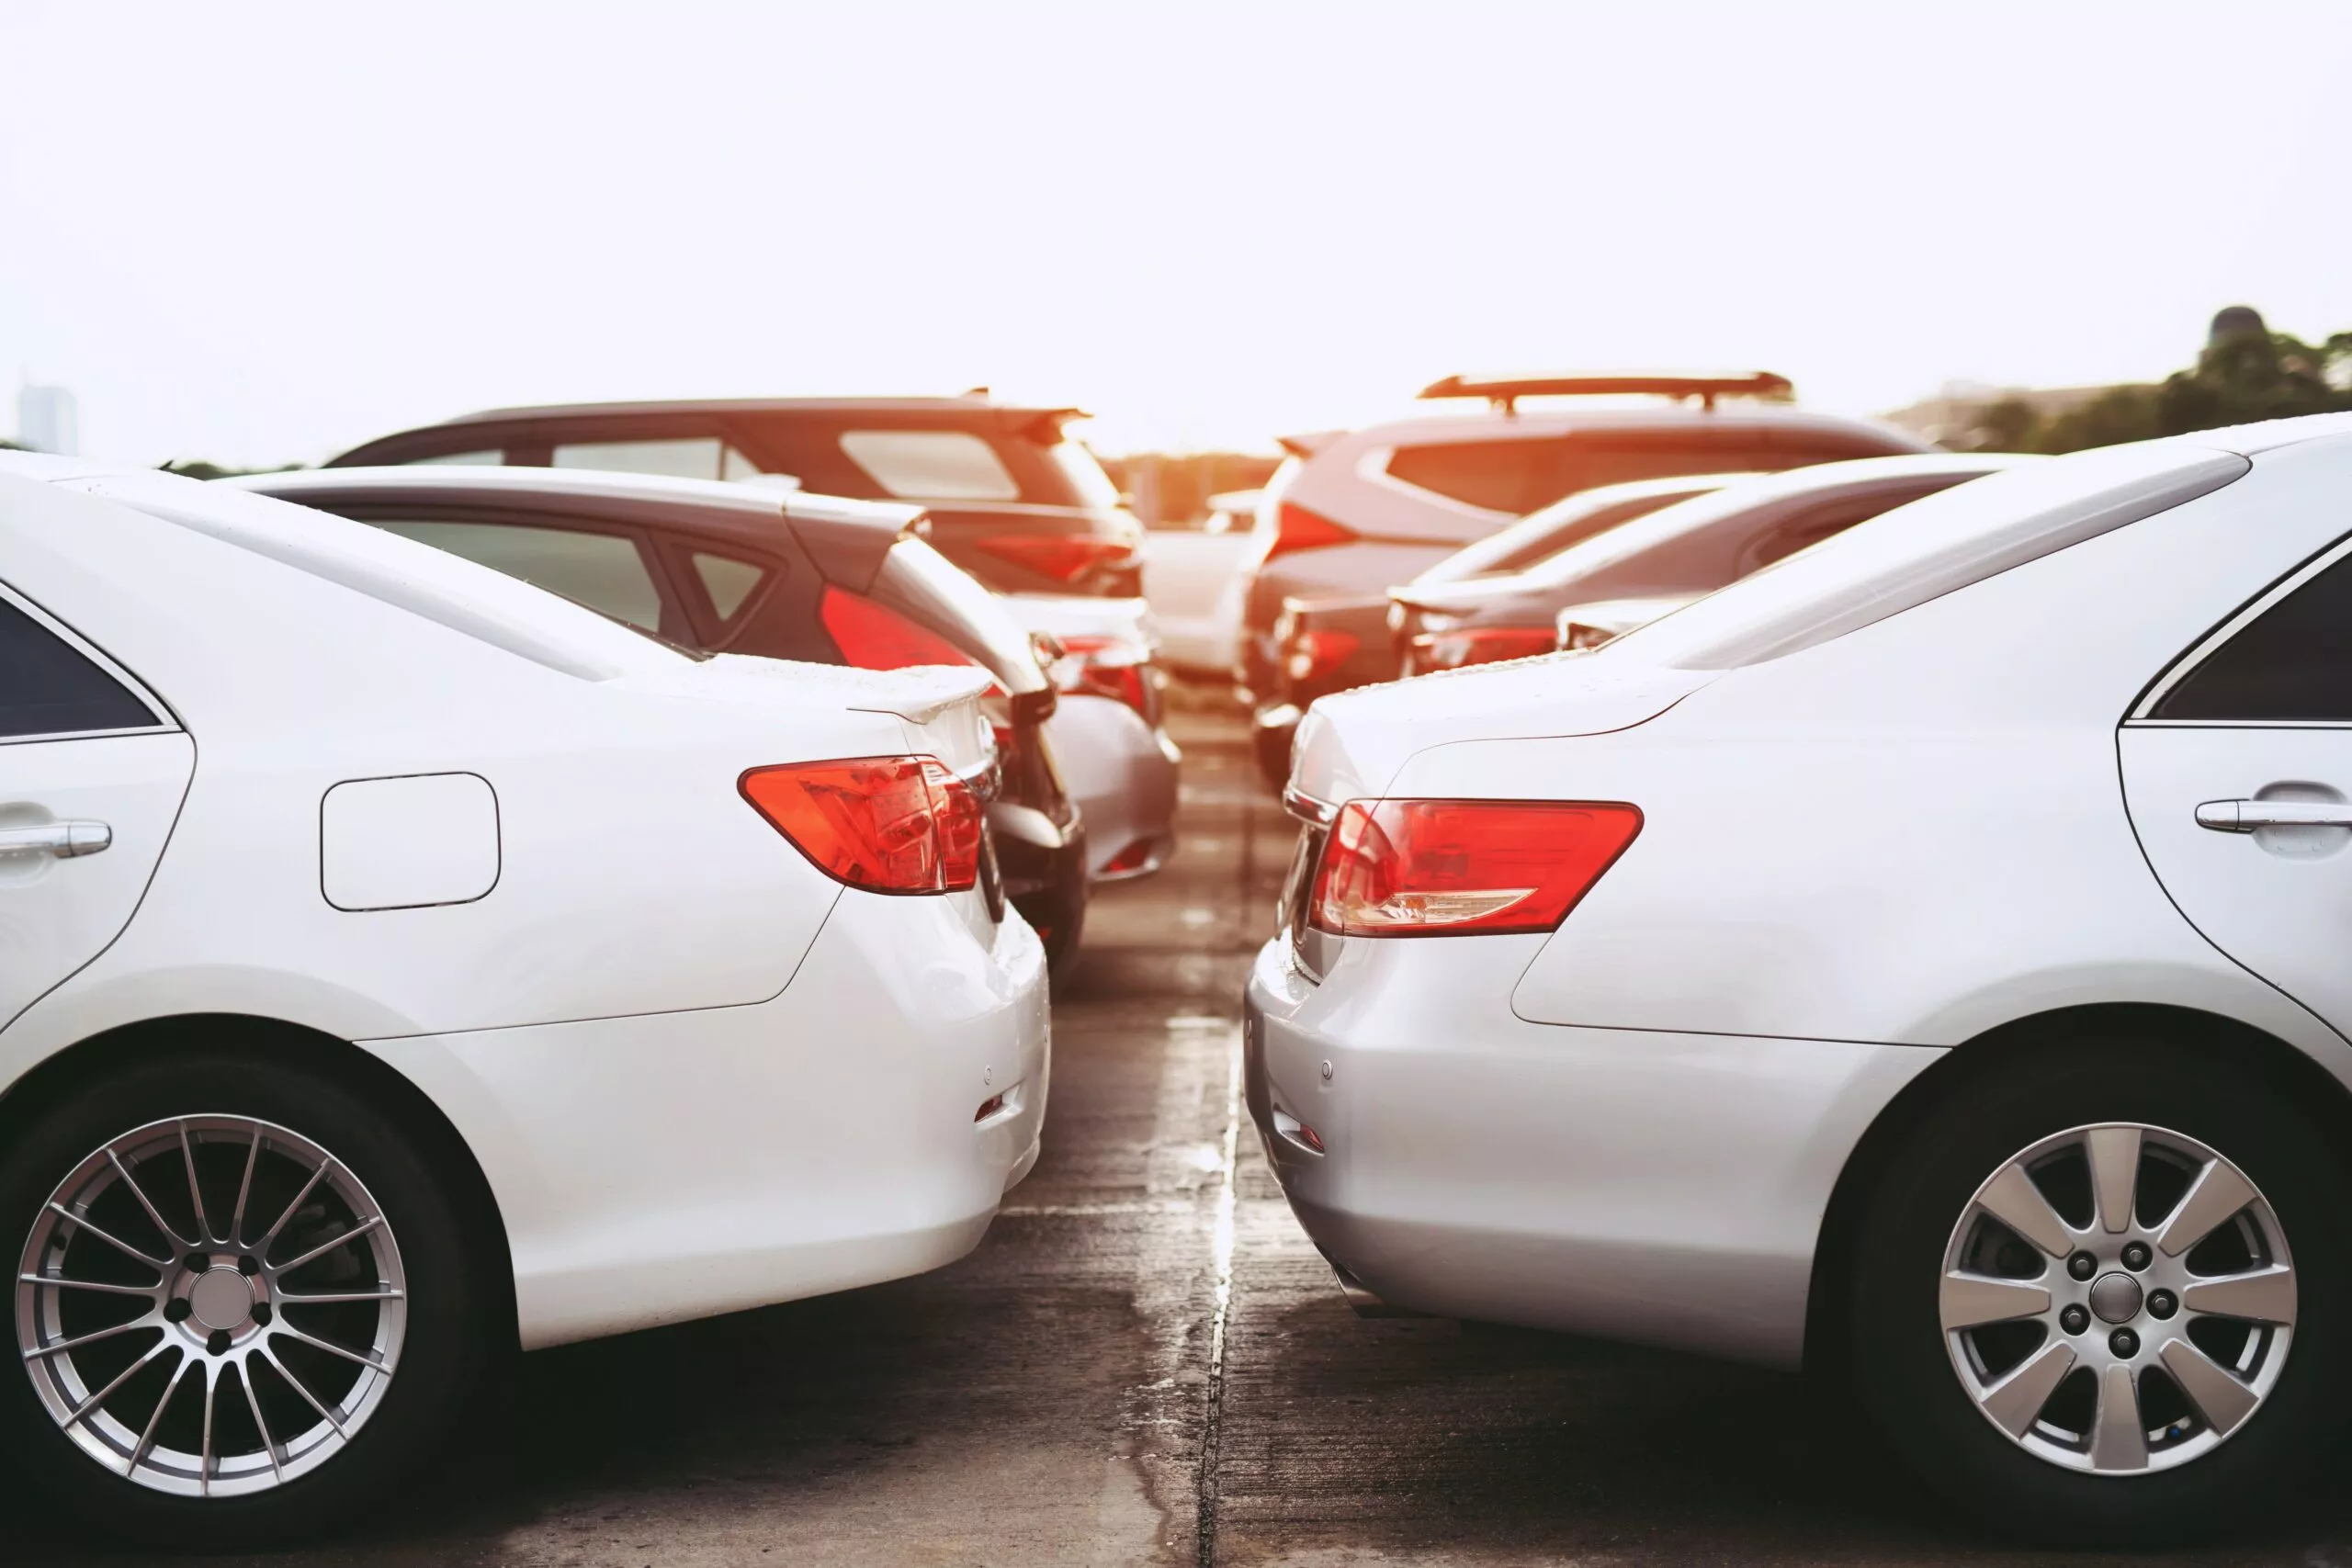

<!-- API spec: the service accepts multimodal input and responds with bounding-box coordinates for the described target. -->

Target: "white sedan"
[1249,413,2352,1540]
[0,454,1047,1542]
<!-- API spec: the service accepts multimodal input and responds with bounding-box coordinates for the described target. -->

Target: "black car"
[233,466,1091,965]
[1391,454,2027,676]
[328,395,1145,599]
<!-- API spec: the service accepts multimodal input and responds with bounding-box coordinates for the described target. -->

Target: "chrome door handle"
[0,820,112,858]
[2195,800,2352,833]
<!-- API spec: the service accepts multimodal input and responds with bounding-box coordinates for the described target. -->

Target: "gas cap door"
[321,772,500,911]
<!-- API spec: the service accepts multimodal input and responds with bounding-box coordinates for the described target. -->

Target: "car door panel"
[1,732,195,1032]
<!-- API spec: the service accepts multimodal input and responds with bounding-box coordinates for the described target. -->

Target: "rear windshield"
[1385,433,1884,515]
[1608,445,2251,671]
[1422,479,1742,584]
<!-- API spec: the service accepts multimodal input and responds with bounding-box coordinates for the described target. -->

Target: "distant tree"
[1972,314,2352,454]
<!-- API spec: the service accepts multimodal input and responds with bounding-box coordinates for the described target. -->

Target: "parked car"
[330,399,1182,885]
[0,453,1047,1544]
[1248,413,2352,1540]
[1139,488,1257,677]
[232,466,1093,964]
[1391,453,2028,674]
[1249,473,1751,785]
[1234,372,1935,703]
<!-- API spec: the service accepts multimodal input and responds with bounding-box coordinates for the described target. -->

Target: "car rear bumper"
[1046,694,1182,881]
[370,891,1051,1351]
[1242,932,1938,1371]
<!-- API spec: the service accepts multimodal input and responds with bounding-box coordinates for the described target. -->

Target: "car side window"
[0,592,158,739]
[2155,547,2352,722]
[367,520,672,635]
[838,431,1020,501]
[688,551,770,623]
[549,437,763,482]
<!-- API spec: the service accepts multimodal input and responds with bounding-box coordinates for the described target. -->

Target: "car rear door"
[2120,535,2352,1038]
[0,585,193,1032]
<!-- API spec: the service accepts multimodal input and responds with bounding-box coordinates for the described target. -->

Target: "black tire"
[1849,1034,2352,1544]
[0,1049,494,1549]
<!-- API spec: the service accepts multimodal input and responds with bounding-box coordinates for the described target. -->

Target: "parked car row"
[1248,411,2352,1542]
[0,389,1192,1543]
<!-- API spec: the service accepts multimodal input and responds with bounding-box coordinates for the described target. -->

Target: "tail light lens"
[820,585,982,672]
[1307,798,1641,937]
[1407,625,1557,673]
[741,756,982,894]
[976,534,1135,582]
[1284,627,1359,683]
[1264,502,1356,562]
[1051,634,1156,718]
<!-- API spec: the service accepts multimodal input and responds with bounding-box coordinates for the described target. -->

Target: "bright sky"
[5,2,2348,466]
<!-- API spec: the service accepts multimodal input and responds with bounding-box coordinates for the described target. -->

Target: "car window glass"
[0,593,157,739]
[1044,439,1122,510]
[839,430,1020,501]
[1385,441,1549,513]
[720,444,763,482]
[367,520,665,631]
[690,551,769,621]
[2156,547,2352,722]
[1744,485,1947,570]
[552,436,726,480]
[413,449,503,466]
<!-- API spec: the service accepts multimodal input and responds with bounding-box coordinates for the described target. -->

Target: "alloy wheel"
[15,1115,407,1496]
[1939,1121,2293,1474]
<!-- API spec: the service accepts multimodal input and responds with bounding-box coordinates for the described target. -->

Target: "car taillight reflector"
[1051,633,1155,717]
[1307,798,1641,937]
[1285,627,1359,683]
[1265,502,1356,561]
[975,534,1134,582]
[741,755,982,895]
[1407,625,1557,672]
[820,585,985,673]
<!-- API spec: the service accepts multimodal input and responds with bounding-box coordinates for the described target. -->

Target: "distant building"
[17,382,79,456]
[1879,380,2122,447]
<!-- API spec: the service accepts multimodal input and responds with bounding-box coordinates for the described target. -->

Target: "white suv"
[1235,372,1932,698]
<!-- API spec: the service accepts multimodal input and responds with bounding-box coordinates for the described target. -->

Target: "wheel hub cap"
[14,1114,408,1498]
[1939,1121,2294,1475]
[2088,1270,2143,1325]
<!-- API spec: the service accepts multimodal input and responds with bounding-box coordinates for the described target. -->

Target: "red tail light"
[1407,625,1557,673]
[975,534,1134,582]
[741,756,982,894]
[1051,634,1155,717]
[820,585,981,671]
[1265,502,1356,562]
[1307,798,1641,937]
[1284,627,1359,683]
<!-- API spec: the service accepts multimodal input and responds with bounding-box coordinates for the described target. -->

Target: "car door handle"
[2195,800,2352,833]
[0,820,113,858]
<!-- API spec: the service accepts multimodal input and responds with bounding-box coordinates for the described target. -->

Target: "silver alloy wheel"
[1939,1122,2294,1475]
[14,1115,407,1497]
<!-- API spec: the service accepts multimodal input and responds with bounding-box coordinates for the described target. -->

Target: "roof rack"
[1418,371,1795,415]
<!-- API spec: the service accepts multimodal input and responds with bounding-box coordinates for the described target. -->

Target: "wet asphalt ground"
[14,700,2352,1566]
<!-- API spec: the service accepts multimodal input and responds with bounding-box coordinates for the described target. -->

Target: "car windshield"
[1608,443,2252,671]
[1044,437,1123,512]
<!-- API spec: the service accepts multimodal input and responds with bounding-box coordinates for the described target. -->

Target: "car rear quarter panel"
[1397,438,2352,1077]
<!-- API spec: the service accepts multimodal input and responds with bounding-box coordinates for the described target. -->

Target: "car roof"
[438,396,1084,424]
[230,464,923,552]
[1332,401,1939,452]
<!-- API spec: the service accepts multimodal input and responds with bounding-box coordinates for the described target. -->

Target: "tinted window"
[0,595,155,739]
[1385,440,1551,513]
[690,551,769,621]
[414,449,503,466]
[839,431,1020,501]
[2157,547,2352,721]
[1741,482,1953,571]
[550,437,762,482]
[368,521,666,631]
